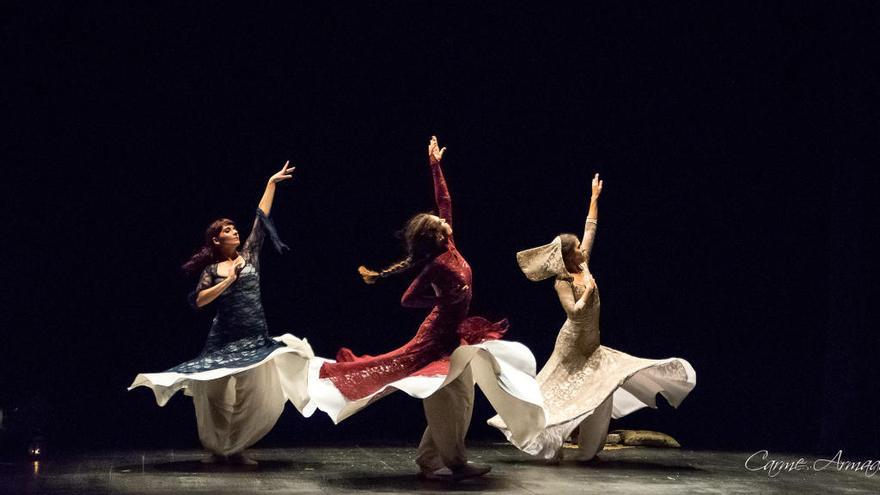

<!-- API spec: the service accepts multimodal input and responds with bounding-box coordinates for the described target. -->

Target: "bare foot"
[547,448,564,465]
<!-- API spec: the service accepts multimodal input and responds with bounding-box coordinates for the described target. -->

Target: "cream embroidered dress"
[489,219,696,460]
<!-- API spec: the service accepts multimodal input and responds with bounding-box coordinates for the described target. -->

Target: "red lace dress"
[307,161,547,446]
[319,161,507,399]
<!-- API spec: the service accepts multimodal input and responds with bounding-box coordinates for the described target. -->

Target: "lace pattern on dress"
[170,211,289,375]
[318,160,508,401]
[167,334,282,373]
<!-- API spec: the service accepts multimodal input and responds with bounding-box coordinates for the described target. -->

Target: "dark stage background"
[2,2,876,456]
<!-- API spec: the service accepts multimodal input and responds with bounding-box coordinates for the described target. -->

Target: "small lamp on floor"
[28,436,46,459]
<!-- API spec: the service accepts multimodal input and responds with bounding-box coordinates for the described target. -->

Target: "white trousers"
[189,362,286,456]
[415,367,475,470]
[575,394,613,460]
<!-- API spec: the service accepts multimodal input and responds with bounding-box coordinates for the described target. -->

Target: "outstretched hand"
[591,173,603,199]
[269,160,295,184]
[428,136,446,165]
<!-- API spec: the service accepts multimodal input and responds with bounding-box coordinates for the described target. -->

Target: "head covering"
[516,236,568,281]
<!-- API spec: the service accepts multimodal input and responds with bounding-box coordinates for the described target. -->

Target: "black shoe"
[227,453,258,466]
[201,454,225,464]
[450,462,491,481]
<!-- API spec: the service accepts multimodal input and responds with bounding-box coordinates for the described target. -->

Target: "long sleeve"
[241,208,289,271]
[430,161,453,226]
[401,282,437,308]
[581,218,597,264]
[187,266,214,310]
[401,262,441,308]
[554,279,589,319]
[401,262,467,308]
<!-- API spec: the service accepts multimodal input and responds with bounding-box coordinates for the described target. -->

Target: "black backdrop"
[2,2,876,455]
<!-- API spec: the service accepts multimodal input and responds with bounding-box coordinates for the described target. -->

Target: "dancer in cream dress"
[489,174,696,461]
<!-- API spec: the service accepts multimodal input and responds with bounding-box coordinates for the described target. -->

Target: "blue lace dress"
[129,210,315,411]
[170,209,287,373]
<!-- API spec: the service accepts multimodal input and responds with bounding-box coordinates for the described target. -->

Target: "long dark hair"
[181,218,236,276]
[358,213,447,284]
[559,233,584,274]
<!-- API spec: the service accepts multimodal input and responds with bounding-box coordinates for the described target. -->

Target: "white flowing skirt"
[128,334,316,455]
[489,345,696,459]
[308,340,548,448]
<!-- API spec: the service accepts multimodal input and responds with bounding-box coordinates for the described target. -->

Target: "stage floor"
[2,443,877,494]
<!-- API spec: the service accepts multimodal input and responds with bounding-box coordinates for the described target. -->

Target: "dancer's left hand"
[591,173,603,200]
[428,136,446,165]
[269,160,295,184]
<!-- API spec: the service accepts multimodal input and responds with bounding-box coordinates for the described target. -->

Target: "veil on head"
[516,236,569,281]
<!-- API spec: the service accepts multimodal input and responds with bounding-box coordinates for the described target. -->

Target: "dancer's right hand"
[583,275,596,294]
[227,257,246,282]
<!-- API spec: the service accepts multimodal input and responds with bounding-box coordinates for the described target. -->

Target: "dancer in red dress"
[308,136,546,481]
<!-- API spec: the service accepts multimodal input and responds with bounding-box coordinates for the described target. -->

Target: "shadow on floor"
[497,457,703,472]
[321,472,518,492]
[114,459,323,473]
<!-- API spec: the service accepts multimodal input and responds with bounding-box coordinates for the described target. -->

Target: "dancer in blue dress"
[130,161,315,465]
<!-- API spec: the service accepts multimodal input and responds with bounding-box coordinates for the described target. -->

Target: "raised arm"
[428,135,452,225]
[257,160,295,217]
[581,173,603,262]
[242,161,294,266]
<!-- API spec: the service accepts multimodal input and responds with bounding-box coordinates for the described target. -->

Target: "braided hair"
[359,212,448,284]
